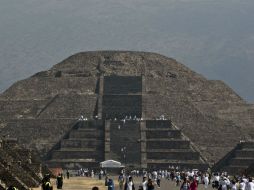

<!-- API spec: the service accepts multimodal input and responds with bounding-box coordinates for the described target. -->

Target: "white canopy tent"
[100,160,124,168]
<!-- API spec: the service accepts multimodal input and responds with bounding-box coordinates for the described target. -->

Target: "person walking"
[142,176,148,190]
[147,179,155,190]
[42,174,53,190]
[125,176,135,190]
[56,173,63,189]
[66,170,70,179]
[181,178,190,190]
[107,178,115,190]
[7,186,18,190]
[246,178,254,190]
[204,174,209,189]
[118,173,125,190]
[190,178,198,190]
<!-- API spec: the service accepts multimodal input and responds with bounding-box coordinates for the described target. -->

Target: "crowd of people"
[5,166,254,190]
[102,169,254,190]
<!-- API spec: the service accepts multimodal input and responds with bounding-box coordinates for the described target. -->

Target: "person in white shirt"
[141,176,148,190]
[231,181,237,190]
[125,176,135,190]
[246,178,254,190]
[204,174,209,189]
[220,177,228,190]
[239,179,246,190]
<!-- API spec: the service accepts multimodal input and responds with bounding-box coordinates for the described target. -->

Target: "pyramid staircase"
[144,120,208,170]
[105,120,141,168]
[47,120,104,169]
[213,141,254,174]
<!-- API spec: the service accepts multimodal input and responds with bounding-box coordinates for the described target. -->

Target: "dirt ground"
[33,176,214,190]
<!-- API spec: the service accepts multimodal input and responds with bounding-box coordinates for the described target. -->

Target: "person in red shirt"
[190,177,198,190]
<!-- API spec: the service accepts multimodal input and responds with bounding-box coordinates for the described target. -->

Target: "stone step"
[61,139,103,149]
[56,148,96,151]
[48,158,96,163]
[76,128,97,131]
[230,157,254,166]
[146,120,172,128]
[239,142,254,149]
[67,138,101,140]
[47,159,99,169]
[146,159,208,170]
[103,76,142,94]
[76,120,104,129]
[235,149,254,157]
[145,128,179,131]
[241,148,254,151]
[102,95,142,119]
[147,151,199,160]
[222,165,248,174]
[147,138,187,141]
[51,149,103,160]
[110,122,140,128]
[147,139,190,149]
[109,120,141,165]
[147,149,194,152]
[69,128,103,138]
[146,130,181,139]
[147,159,204,164]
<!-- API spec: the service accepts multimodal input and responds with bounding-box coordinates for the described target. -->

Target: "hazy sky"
[0,0,253,102]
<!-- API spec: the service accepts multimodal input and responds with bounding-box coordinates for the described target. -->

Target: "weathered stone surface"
[0,138,42,189]
[0,51,253,169]
[213,141,254,175]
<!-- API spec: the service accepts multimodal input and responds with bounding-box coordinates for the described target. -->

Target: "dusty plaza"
[0,51,254,189]
[32,175,216,190]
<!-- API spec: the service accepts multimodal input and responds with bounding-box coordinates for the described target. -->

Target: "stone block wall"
[102,95,142,118]
[38,94,97,119]
[1,119,76,157]
[51,150,102,160]
[146,120,172,128]
[213,141,254,175]
[46,120,104,169]
[0,77,97,100]
[0,139,43,189]
[0,100,48,120]
[104,76,142,94]
[147,151,200,160]
[61,139,103,149]
[146,140,190,149]
[69,130,103,139]
[143,94,241,164]
[146,129,181,138]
